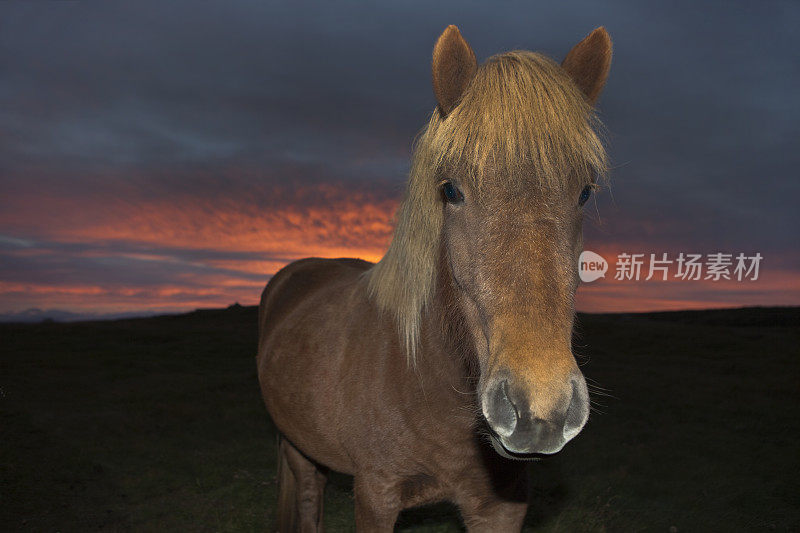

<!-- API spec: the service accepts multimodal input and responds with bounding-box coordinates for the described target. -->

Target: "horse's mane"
[365,51,608,364]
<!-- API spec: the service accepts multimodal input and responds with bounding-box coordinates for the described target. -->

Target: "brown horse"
[257,25,612,532]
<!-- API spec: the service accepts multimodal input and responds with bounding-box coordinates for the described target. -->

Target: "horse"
[257,24,612,532]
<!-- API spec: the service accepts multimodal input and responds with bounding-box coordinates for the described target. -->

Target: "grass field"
[2,306,799,531]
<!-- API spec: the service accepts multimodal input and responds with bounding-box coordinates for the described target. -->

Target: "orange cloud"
[0,179,398,313]
[1,178,798,316]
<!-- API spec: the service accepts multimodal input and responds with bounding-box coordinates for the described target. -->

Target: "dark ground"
[2,306,799,531]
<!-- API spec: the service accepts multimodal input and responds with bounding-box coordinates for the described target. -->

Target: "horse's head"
[431,26,612,457]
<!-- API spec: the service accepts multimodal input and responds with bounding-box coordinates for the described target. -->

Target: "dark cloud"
[0,237,277,294]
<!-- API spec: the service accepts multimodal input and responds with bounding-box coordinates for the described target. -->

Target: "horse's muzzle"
[482,371,589,456]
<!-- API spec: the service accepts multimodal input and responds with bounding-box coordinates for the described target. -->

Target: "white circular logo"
[579,251,608,282]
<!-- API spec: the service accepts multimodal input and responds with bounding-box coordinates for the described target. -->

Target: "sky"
[1,0,798,319]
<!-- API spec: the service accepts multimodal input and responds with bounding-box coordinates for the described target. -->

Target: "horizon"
[1,1,798,316]
[3,302,798,325]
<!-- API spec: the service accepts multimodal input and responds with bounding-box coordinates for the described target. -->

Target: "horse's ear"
[432,25,477,115]
[561,27,612,106]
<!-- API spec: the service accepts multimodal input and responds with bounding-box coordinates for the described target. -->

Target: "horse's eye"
[441,181,464,204]
[578,185,593,207]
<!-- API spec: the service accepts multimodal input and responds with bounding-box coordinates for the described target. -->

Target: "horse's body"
[259,257,527,530]
[258,25,612,531]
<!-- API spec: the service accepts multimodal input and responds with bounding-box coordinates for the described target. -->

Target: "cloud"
[0,175,397,313]
[0,0,798,315]
[576,269,800,313]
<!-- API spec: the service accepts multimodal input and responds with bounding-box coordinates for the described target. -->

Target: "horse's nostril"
[485,379,517,437]
[563,375,589,440]
[500,379,520,421]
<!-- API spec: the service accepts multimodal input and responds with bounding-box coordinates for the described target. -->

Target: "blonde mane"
[365,51,608,363]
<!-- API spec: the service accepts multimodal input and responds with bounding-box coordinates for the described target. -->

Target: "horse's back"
[258,257,372,343]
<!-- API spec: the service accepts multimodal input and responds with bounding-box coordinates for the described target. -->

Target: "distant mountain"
[7,304,794,326]
[0,303,251,323]
[0,308,159,323]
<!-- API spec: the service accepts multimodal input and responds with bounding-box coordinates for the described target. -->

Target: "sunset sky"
[1,1,798,319]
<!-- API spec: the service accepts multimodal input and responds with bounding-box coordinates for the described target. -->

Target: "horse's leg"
[353,474,401,532]
[278,436,327,532]
[455,467,529,533]
[459,499,528,533]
